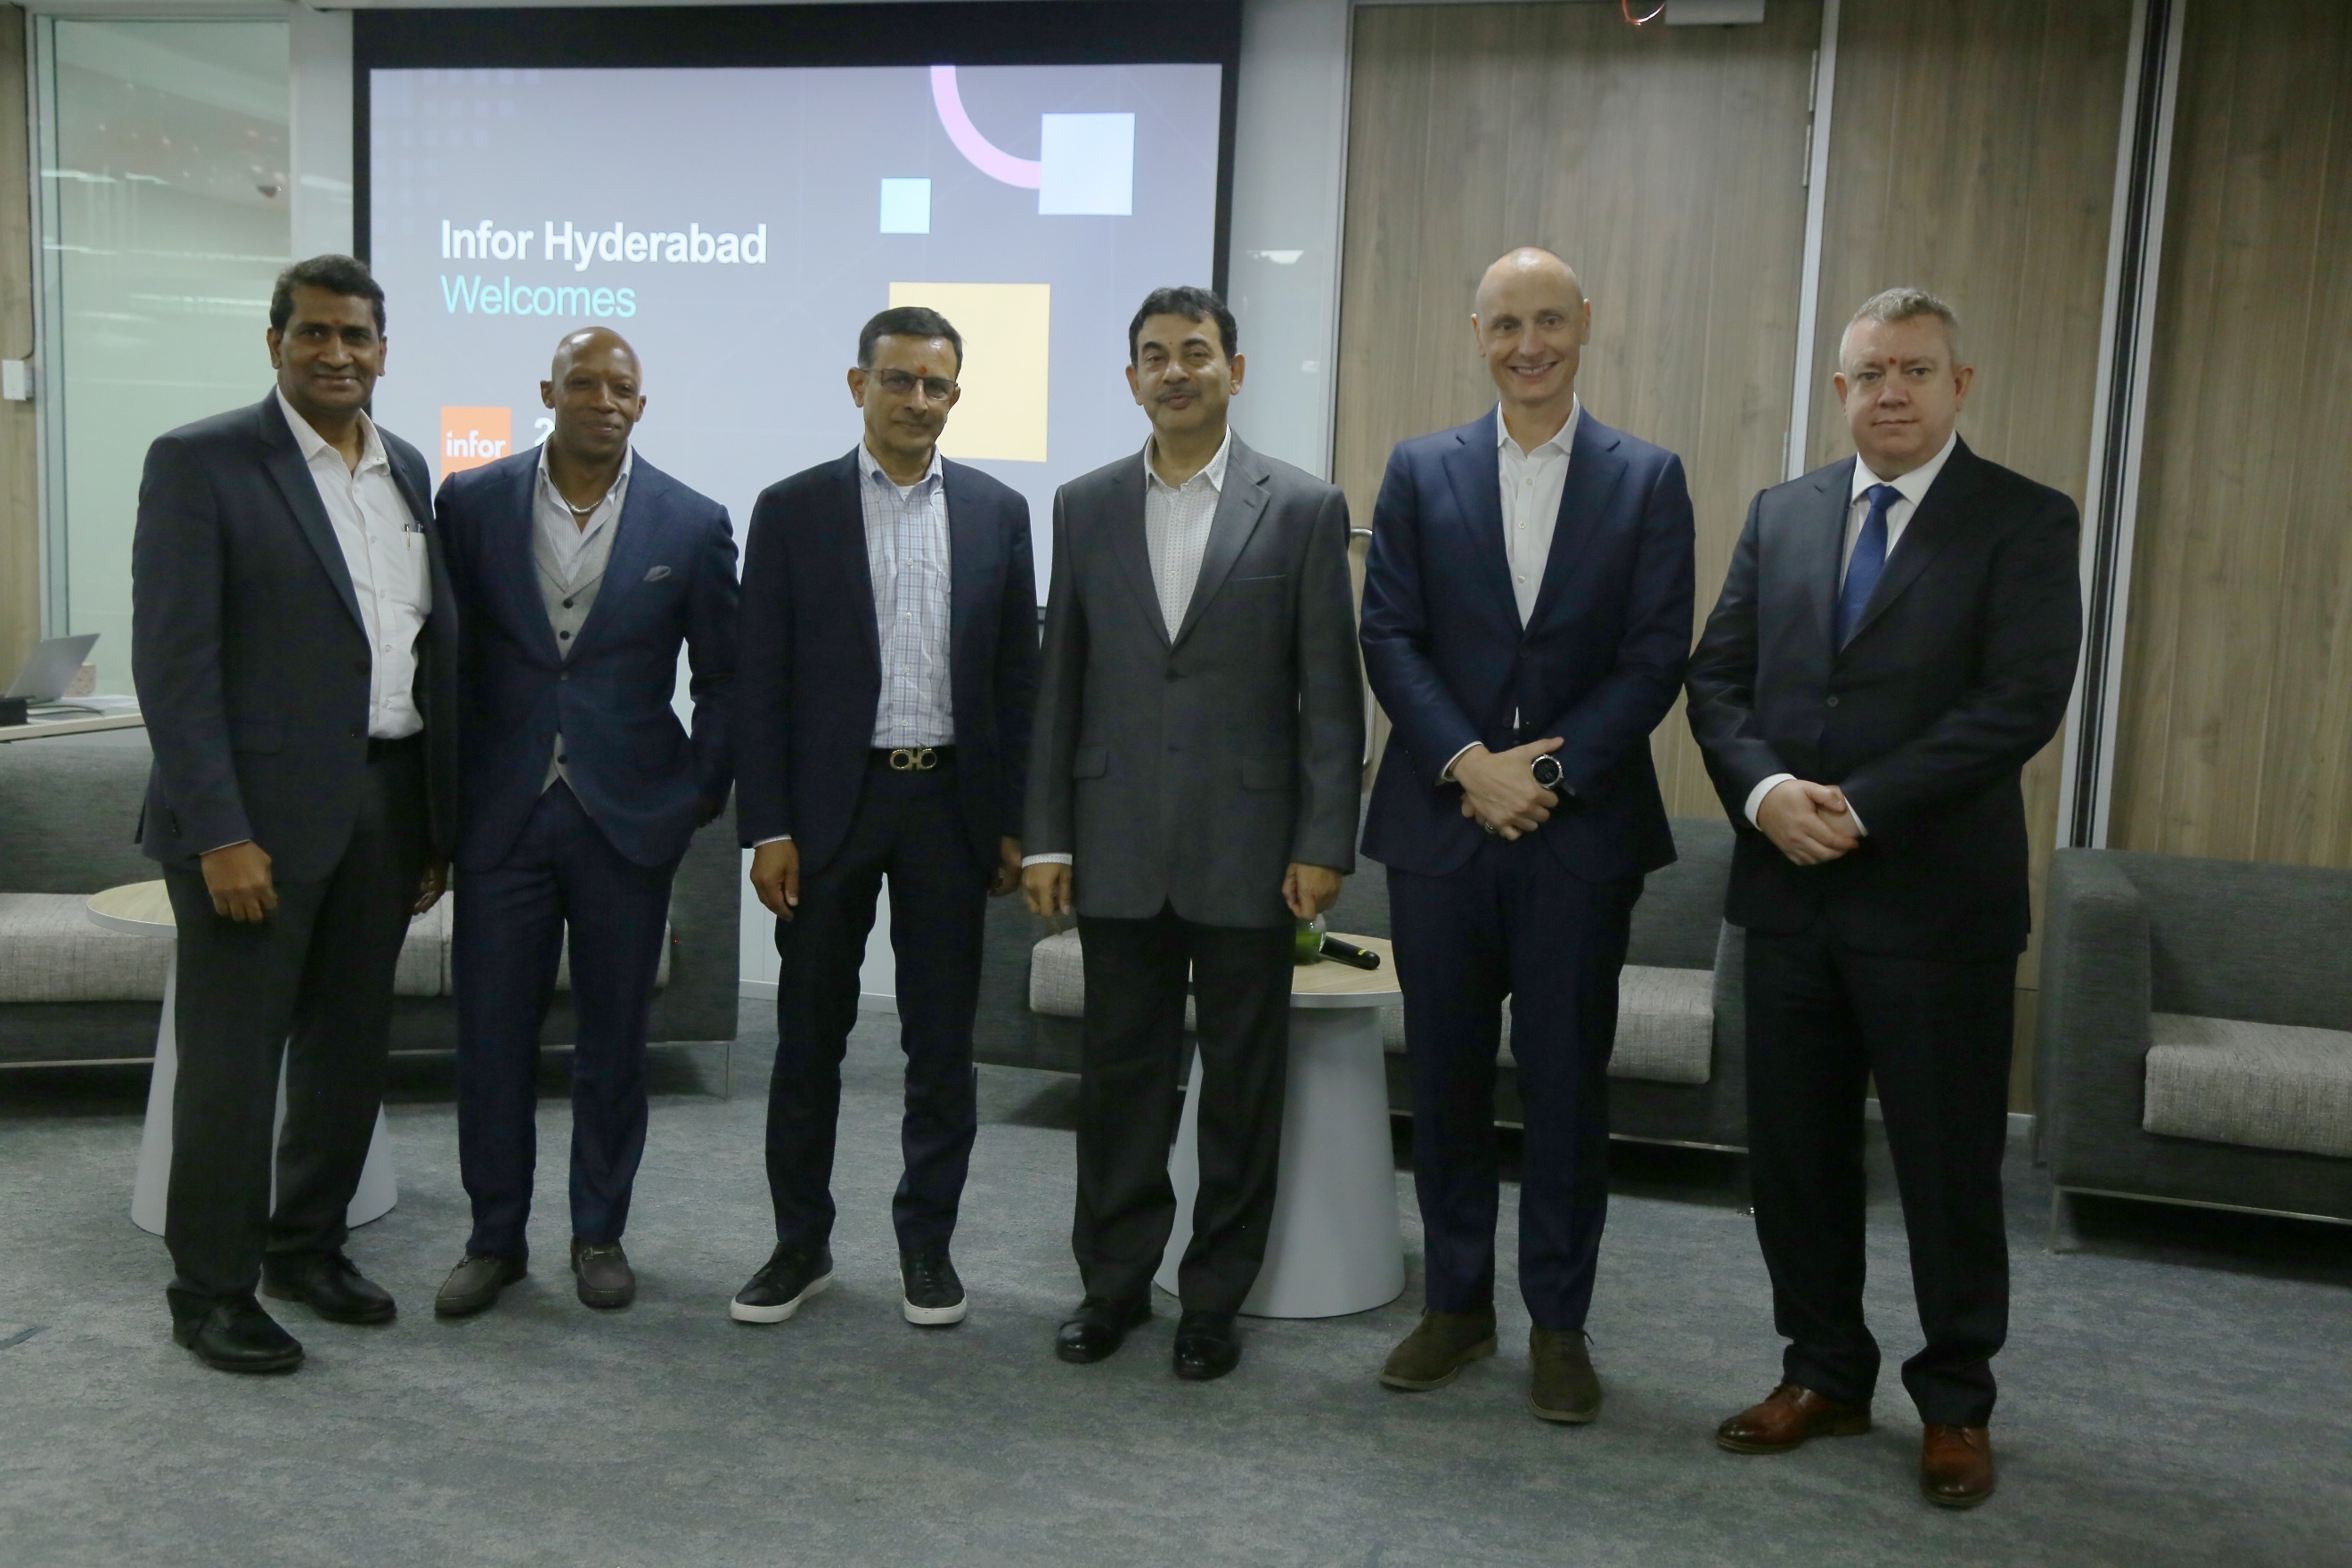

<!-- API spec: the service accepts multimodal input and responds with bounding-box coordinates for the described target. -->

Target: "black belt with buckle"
[875,746,954,772]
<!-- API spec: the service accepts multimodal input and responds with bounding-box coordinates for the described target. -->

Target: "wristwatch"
[1530,753,1580,805]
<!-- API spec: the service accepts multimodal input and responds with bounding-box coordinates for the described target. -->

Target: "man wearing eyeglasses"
[729,306,1038,1330]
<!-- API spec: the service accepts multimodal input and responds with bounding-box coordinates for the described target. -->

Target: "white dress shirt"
[1144,425,1231,638]
[1439,400,1581,784]
[755,441,956,850]
[535,439,633,588]
[1742,430,1960,832]
[276,387,429,739]
[1022,427,1234,872]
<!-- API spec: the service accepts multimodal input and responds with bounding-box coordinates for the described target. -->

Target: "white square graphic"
[1037,113,1134,216]
[878,178,932,234]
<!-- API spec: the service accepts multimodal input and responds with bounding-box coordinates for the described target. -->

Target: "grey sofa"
[2037,848,2352,1237]
[977,813,1751,1152]
[0,727,739,1069]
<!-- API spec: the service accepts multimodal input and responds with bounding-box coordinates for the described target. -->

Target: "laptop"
[4,633,100,702]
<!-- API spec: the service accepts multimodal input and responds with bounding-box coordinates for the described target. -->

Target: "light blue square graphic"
[878,177,932,234]
[1037,113,1134,216]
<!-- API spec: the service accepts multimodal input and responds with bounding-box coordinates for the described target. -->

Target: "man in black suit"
[1024,288,1362,1382]
[132,255,457,1373]
[730,306,1036,1330]
[431,329,738,1318]
[1686,288,2081,1507]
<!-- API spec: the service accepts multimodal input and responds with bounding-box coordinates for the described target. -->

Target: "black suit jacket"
[1685,439,2081,960]
[734,449,1037,876]
[132,391,460,881]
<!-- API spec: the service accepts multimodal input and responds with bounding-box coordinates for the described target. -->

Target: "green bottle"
[1293,914,1328,965]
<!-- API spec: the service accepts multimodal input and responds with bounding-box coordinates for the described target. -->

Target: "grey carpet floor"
[2,1002,2348,1567]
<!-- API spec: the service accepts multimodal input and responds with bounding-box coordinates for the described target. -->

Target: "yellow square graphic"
[887,282,1049,463]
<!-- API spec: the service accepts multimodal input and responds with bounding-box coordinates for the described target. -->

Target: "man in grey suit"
[1024,286,1363,1382]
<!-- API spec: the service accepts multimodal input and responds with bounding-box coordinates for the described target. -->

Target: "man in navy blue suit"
[430,327,739,1316]
[1360,248,1695,1423]
[728,306,1036,1331]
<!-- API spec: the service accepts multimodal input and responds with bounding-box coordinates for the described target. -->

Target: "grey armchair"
[2036,848,2352,1241]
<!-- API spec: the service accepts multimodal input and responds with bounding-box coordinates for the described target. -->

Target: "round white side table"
[1156,934,1406,1319]
[87,880,399,1237]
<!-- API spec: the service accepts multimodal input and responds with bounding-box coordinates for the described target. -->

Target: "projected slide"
[365,62,1222,563]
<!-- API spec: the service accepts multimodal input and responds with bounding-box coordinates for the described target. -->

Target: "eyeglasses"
[872,369,958,401]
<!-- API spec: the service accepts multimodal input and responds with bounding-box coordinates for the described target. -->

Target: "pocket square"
[643,564,672,583]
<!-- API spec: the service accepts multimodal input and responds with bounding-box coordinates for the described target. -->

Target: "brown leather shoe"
[1920,1424,1997,1508]
[1378,1309,1498,1391]
[1715,1383,1873,1453]
[1527,1327,1602,1424]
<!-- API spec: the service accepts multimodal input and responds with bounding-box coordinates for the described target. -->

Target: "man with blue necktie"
[1686,289,2082,1509]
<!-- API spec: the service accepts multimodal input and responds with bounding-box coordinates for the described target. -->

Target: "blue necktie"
[1836,483,1900,648]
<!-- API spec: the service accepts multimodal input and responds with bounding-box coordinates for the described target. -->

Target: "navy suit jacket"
[132,392,460,881]
[436,449,739,873]
[1686,441,2081,960]
[734,449,1037,876]
[1360,408,1696,883]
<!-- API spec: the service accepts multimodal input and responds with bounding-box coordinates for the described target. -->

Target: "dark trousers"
[453,780,679,1258]
[1744,918,2015,1426]
[766,758,989,1253]
[1072,908,1293,1314]
[161,740,427,1317]
[1389,839,1639,1332]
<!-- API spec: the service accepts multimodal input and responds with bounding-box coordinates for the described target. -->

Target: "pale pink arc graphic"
[930,65,1042,190]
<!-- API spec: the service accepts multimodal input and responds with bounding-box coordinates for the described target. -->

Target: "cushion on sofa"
[1031,929,1709,1085]
[1375,966,1713,1085]
[0,894,174,1001]
[2143,1012,2352,1159]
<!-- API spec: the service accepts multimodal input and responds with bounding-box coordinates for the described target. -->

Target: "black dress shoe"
[571,1239,636,1310]
[1056,1295,1150,1363]
[1172,1310,1241,1382]
[261,1252,396,1325]
[172,1296,304,1374]
[900,1245,968,1327]
[731,1244,833,1324]
[435,1252,528,1319]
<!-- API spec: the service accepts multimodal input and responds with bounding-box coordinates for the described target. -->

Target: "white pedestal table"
[86,880,399,1236]
[1156,933,1406,1318]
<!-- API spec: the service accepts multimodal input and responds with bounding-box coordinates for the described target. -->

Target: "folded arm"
[1685,493,1795,818]
[1359,447,1482,782]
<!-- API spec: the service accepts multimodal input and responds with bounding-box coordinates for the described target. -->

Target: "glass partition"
[34,19,290,696]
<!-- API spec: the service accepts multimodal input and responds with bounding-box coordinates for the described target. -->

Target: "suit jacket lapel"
[1524,416,1628,633]
[498,456,561,661]
[1173,437,1272,648]
[570,462,663,654]
[1436,410,1522,632]
[837,452,884,674]
[1107,453,1169,650]
[943,460,986,720]
[1804,459,1852,655]
[1844,440,1988,649]
[256,394,366,638]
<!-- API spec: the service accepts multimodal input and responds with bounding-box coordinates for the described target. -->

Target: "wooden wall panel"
[1333,1,1821,819]
[1809,0,2130,1104]
[2110,1,2352,870]
[0,5,38,676]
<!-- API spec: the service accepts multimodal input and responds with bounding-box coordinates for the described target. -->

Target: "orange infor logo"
[439,407,514,480]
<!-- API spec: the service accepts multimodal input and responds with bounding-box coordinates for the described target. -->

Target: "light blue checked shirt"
[859,439,957,747]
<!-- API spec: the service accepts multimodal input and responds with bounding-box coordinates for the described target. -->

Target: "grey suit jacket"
[1025,434,1363,929]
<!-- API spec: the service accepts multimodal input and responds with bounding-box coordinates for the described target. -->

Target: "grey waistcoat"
[535,511,616,792]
